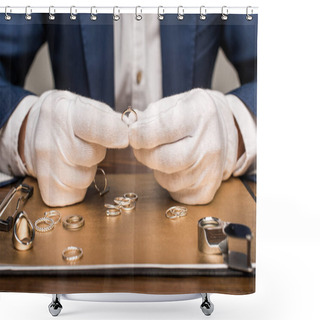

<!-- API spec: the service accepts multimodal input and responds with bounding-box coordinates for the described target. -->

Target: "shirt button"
[136,71,142,85]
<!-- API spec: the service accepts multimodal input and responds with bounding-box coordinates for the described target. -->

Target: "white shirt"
[0,15,256,183]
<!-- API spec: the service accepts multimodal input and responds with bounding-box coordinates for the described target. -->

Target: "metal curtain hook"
[221,6,228,21]
[246,6,253,21]
[158,6,164,21]
[90,6,97,21]
[200,6,207,20]
[177,6,184,21]
[25,6,32,20]
[49,6,55,20]
[113,6,120,21]
[70,6,77,20]
[135,6,142,21]
[5,6,11,21]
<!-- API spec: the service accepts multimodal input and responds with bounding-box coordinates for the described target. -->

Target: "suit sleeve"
[0,14,46,128]
[220,14,258,116]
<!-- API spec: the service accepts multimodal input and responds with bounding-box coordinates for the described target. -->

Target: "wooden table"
[0,149,256,295]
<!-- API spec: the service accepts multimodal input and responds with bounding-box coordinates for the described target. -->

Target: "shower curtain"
[0,5,257,311]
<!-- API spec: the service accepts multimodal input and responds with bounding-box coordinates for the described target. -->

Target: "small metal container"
[198,217,227,255]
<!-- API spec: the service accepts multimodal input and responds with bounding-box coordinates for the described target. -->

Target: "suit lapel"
[79,14,115,108]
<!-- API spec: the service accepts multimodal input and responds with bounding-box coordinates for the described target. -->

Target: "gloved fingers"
[129,89,213,150]
[37,174,88,207]
[154,155,224,204]
[61,137,106,168]
[170,183,221,205]
[132,136,197,174]
[71,95,129,148]
[50,161,97,190]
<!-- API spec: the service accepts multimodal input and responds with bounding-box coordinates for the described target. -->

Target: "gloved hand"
[129,88,239,205]
[23,90,129,206]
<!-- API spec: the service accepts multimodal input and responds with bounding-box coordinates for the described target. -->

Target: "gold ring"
[62,215,85,230]
[121,107,138,123]
[62,246,83,262]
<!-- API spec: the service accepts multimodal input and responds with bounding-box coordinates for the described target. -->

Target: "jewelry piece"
[198,217,226,254]
[44,210,61,224]
[12,211,35,251]
[35,217,55,232]
[114,197,132,206]
[62,246,83,262]
[121,107,138,123]
[94,167,109,196]
[119,201,135,212]
[104,204,121,216]
[62,215,85,230]
[165,206,188,219]
[123,192,138,201]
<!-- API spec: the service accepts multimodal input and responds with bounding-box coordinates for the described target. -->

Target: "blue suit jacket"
[0,13,257,129]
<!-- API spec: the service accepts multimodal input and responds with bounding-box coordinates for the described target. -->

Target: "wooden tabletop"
[0,148,256,295]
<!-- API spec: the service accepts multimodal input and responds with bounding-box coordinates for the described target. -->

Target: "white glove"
[129,88,239,205]
[24,90,129,206]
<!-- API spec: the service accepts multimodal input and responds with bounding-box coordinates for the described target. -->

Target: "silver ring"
[113,6,120,21]
[12,211,35,251]
[49,6,55,20]
[135,6,142,21]
[177,6,184,21]
[5,6,11,21]
[165,206,187,219]
[105,204,121,216]
[114,197,132,206]
[62,246,83,262]
[120,201,136,212]
[44,210,61,225]
[25,6,32,20]
[35,217,54,232]
[62,215,85,230]
[70,6,77,20]
[158,6,164,21]
[246,6,253,21]
[200,6,207,20]
[90,6,98,21]
[123,192,138,201]
[94,167,108,196]
[121,107,138,123]
[221,6,228,21]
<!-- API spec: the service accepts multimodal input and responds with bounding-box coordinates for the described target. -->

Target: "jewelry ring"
[114,197,132,206]
[104,204,121,216]
[62,246,83,262]
[165,206,188,219]
[62,215,85,230]
[120,201,136,212]
[121,107,138,123]
[123,192,138,201]
[94,167,109,196]
[44,210,61,224]
[35,217,55,232]
[12,211,35,251]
